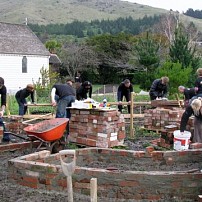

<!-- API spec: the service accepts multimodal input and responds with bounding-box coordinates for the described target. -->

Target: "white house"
[0,22,50,94]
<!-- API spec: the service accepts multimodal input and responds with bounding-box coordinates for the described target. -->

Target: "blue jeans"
[56,95,75,136]
[56,95,75,118]
[16,97,27,115]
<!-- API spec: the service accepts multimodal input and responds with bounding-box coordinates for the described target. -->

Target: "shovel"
[59,150,76,202]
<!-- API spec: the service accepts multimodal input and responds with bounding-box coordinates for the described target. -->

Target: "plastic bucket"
[173,130,191,151]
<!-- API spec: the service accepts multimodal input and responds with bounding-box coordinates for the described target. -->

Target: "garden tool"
[59,150,76,202]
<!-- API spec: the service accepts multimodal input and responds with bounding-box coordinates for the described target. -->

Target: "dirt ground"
[0,130,201,202]
[0,119,199,202]
[0,132,159,202]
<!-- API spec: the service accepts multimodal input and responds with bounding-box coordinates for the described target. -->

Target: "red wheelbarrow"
[23,118,69,153]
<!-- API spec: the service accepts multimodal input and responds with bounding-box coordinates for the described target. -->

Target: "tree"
[134,32,160,90]
[135,32,160,68]
[57,42,98,81]
[169,25,200,78]
[156,61,192,95]
[153,12,178,43]
[45,40,61,53]
[87,33,134,83]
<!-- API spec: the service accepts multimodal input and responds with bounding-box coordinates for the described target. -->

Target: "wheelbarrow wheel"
[51,140,66,154]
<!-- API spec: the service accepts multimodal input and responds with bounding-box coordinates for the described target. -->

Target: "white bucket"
[173,130,191,151]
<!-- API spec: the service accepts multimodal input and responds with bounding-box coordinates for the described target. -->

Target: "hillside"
[0,0,202,32]
[0,0,168,24]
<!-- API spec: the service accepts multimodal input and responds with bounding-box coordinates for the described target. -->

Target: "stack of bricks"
[5,115,25,134]
[144,107,195,149]
[144,107,185,130]
[69,108,125,148]
[159,126,178,149]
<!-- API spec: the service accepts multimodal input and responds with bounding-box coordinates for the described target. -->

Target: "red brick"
[19,181,38,189]
[118,131,126,140]
[86,139,96,147]
[77,137,87,145]
[190,143,202,149]
[57,179,67,187]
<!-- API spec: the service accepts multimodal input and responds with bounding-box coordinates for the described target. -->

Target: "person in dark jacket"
[149,76,169,100]
[178,86,197,107]
[187,68,202,104]
[75,71,82,83]
[76,81,92,101]
[194,68,202,97]
[15,84,35,115]
[51,79,76,119]
[117,79,133,113]
[0,77,7,118]
[180,98,202,143]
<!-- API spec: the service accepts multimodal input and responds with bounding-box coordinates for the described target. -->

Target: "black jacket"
[117,82,133,101]
[76,85,92,100]
[149,79,168,98]
[15,88,34,102]
[0,85,7,106]
[184,88,196,101]
[195,77,202,94]
[180,105,202,132]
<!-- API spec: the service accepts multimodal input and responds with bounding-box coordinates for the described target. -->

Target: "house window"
[22,56,27,73]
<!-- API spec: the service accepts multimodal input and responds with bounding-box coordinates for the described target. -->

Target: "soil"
[0,131,159,202]
[0,131,200,202]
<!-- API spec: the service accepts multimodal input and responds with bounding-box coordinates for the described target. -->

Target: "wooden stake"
[90,178,97,202]
[175,93,182,108]
[130,92,135,138]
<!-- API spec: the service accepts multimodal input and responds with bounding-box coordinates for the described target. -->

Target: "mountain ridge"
[0,0,201,32]
[0,0,169,25]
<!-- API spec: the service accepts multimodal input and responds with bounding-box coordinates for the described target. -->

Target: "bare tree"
[57,42,99,80]
[154,12,178,43]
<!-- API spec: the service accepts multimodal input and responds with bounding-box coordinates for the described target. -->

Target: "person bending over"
[76,81,92,100]
[117,79,133,113]
[149,76,169,100]
[15,84,35,115]
[180,98,202,143]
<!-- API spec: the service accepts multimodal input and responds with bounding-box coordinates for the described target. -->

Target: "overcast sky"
[121,0,202,13]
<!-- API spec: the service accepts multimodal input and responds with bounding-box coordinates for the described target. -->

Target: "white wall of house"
[0,54,49,94]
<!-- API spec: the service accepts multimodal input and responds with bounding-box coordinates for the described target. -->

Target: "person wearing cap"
[76,81,92,101]
[0,77,7,117]
[180,97,202,143]
[149,76,169,100]
[117,79,133,113]
[15,84,35,115]
[178,86,197,107]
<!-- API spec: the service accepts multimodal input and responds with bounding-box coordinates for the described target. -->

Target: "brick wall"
[5,115,25,134]
[8,148,202,201]
[144,107,185,130]
[69,109,125,148]
[144,108,195,148]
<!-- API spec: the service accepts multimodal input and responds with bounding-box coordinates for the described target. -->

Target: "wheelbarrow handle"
[5,132,30,141]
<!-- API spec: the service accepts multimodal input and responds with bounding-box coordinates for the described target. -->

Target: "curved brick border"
[8,148,202,201]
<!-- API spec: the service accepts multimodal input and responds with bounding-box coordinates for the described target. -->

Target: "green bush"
[155,61,192,95]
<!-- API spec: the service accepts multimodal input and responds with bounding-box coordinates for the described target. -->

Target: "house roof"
[49,54,61,64]
[0,22,50,56]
